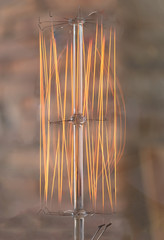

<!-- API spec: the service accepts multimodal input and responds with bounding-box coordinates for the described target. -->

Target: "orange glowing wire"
[45,38,52,202]
[101,36,105,209]
[93,127,98,208]
[76,25,79,112]
[97,23,103,115]
[71,135,74,203]
[40,40,47,201]
[39,32,42,204]
[106,126,112,204]
[88,124,93,202]
[83,41,92,116]
[83,37,86,82]
[106,28,112,115]
[52,36,63,119]
[85,129,91,200]
[99,135,113,209]
[84,41,94,202]
[92,22,98,112]
[58,134,61,203]
[114,29,117,206]
[60,44,68,203]
[92,135,95,206]
[51,131,60,199]
[71,44,74,115]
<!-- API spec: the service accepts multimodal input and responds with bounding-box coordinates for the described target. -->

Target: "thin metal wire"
[91,224,105,240]
[38,22,69,32]
[38,10,103,33]
[96,223,112,240]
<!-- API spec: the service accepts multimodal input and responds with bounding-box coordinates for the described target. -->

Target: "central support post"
[73,22,84,240]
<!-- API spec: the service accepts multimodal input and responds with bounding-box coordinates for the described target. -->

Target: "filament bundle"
[39,22,126,212]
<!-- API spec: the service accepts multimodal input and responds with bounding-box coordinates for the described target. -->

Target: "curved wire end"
[91,222,112,240]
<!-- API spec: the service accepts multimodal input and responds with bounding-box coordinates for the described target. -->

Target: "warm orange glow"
[114,29,117,206]
[39,23,125,211]
[92,22,98,112]
[106,28,112,115]
[39,32,42,206]
[83,40,92,116]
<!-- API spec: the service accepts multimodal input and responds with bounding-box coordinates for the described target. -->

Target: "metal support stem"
[73,22,84,240]
[79,23,83,114]
[73,24,76,115]
[74,217,84,240]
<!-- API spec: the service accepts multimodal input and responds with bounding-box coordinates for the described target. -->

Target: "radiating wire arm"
[38,9,103,32]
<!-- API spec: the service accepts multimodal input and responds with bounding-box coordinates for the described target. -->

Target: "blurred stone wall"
[0,0,164,239]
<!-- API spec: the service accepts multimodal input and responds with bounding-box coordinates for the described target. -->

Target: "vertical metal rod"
[79,23,83,114]
[73,22,84,240]
[74,217,84,240]
[73,24,76,114]
[73,124,83,210]
[73,22,84,212]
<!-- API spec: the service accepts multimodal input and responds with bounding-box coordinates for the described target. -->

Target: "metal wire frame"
[38,10,103,32]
